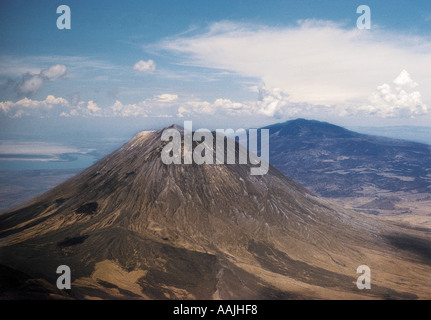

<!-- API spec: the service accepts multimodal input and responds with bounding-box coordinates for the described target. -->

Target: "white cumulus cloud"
[86,100,101,113]
[362,70,428,118]
[40,64,67,80]
[109,100,147,117]
[154,93,178,102]
[16,64,67,96]
[0,95,69,117]
[133,59,156,73]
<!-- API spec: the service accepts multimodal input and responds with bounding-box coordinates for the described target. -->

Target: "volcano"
[262,119,431,198]
[0,126,430,299]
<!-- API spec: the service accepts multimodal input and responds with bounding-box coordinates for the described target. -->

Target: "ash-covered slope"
[0,127,430,299]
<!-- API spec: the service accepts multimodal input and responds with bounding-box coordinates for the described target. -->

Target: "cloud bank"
[156,20,431,118]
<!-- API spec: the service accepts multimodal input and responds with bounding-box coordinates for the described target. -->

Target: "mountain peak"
[264,118,358,138]
[1,123,430,300]
[166,124,184,131]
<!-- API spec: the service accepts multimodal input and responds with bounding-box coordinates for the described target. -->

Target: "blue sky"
[1,0,431,133]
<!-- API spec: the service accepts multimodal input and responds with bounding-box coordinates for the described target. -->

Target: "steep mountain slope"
[1,127,430,299]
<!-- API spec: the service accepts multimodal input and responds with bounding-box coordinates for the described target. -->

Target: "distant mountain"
[1,126,430,299]
[263,119,431,198]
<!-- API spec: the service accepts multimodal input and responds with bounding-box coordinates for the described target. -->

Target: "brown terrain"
[0,126,430,299]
